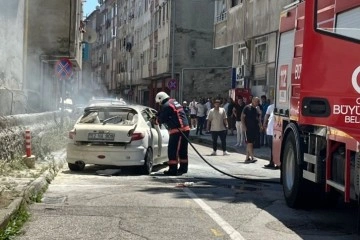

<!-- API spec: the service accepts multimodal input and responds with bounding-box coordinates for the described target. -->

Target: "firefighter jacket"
[157,98,190,134]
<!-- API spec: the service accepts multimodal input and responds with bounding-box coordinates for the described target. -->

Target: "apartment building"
[88,0,232,107]
[0,0,83,114]
[214,0,295,99]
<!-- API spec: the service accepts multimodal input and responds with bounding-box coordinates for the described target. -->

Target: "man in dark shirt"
[233,97,245,147]
[241,97,262,163]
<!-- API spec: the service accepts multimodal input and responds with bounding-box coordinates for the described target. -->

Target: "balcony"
[215,11,227,23]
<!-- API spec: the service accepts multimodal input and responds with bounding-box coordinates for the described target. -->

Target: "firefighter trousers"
[167,130,189,172]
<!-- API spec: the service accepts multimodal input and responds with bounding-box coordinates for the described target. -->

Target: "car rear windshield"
[79,108,138,125]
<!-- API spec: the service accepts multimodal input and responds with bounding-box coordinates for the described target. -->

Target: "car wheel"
[141,148,153,175]
[282,132,307,208]
[68,161,85,171]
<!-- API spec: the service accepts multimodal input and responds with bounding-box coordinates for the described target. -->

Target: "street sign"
[55,58,73,80]
[167,79,177,90]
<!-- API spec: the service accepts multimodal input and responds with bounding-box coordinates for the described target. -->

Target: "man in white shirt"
[196,98,207,135]
[206,99,230,156]
[189,99,198,129]
[263,99,278,169]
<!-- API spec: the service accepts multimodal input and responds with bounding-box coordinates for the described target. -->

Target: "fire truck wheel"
[282,131,306,208]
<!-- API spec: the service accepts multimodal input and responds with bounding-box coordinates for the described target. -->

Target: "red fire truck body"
[273,0,360,207]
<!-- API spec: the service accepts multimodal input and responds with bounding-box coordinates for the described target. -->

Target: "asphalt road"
[16,143,359,240]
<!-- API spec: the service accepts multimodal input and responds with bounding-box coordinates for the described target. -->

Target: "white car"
[66,102,169,174]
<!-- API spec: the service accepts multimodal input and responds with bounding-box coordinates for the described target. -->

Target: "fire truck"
[273,0,360,208]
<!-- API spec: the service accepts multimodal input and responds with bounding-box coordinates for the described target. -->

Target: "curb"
[0,159,65,233]
[189,136,270,160]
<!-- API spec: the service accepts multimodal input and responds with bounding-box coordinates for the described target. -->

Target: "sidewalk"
[188,129,271,160]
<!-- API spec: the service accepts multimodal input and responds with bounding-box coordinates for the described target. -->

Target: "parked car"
[66,102,169,174]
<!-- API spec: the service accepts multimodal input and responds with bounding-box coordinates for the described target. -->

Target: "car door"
[148,108,169,160]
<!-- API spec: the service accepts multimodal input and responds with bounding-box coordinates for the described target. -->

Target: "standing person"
[233,97,246,147]
[206,99,230,156]
[263,99,279,169]
[241,97,262,163]
[205,97,212,133]
[189,98,198,129]
[155,92,191,175]
[226,98,235,135]
[182,101,190,126]
[196,98,207,135]
[254,99,263,149]
[260,95,269,146]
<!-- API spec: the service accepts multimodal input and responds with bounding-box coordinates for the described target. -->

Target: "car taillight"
[131,132,145,141]
[69,129,76,139]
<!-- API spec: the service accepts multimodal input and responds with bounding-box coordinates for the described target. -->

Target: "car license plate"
[88,133,115,141]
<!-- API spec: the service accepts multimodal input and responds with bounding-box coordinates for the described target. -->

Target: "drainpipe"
[180,66,232,102]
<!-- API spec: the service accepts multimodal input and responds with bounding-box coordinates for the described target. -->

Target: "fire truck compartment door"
[276,30,295,113]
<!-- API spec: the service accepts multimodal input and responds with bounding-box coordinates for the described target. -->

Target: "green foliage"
[0,204,29,240]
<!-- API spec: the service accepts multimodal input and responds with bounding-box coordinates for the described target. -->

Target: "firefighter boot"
[178,163,188,175]
[164,165,178,176]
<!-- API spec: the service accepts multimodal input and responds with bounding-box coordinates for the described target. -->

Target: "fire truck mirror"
[302,97,330,117]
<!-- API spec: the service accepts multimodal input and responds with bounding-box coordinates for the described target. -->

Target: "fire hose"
[149,112,280,184]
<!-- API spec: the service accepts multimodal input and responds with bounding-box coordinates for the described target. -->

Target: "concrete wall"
[214,0,293,48]
[174,0,232,101]
[181,68,231,101]
[26,0,83,112]
[0,0,83,115]
[0,111,71,161]
[0,0,26,115]
[174,0,231,69]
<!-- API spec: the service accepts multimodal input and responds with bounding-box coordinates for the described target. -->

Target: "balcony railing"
[215,11,227,23]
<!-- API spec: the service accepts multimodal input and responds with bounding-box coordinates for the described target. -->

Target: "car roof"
[84,103,150,112]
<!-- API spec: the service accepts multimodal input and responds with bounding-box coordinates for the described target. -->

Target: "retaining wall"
[0,111,72,161]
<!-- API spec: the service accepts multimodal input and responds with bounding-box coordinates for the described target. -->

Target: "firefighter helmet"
[155,92,170,103]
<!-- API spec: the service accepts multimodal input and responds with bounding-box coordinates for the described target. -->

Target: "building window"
[162,39,165,58]
[158,41,161,59]
[163,3,166,23]
[238,43,247,66]
[112,25,116,38]
[166,2,169,20]
[254,36,268,64]
[231,0,238,7]
[215,0,227,23]
[159,8,161,27]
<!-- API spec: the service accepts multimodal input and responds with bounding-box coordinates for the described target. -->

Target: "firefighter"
[155,91,190,176]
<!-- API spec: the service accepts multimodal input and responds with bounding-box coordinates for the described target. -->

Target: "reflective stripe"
[179,159,188,163]
[168,160,178,165]
[169,126,190,134]
[177,136,182,158]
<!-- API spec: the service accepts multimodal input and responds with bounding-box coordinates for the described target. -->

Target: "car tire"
[141,148,153,175]
[68,162,85,171]
[282,132,307,208]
